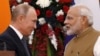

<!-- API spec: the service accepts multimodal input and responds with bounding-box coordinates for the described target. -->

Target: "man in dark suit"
[0,3,37,56]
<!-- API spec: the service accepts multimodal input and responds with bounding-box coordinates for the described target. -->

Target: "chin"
[24,33,30,37]
[67,30,75,35]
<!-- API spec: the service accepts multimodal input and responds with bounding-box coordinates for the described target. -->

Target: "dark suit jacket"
[0,27,32,56]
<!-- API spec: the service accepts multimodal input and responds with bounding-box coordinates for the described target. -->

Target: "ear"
[17,15,24,23]
[81,16,88,25]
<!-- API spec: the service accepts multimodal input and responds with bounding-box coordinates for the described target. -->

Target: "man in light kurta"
[64,4,100,56]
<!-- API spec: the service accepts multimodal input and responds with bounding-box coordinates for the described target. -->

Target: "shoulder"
[0,27,17,45]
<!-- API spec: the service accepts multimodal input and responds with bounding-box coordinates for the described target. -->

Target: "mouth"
[66,26,70,30]
[63,26,70,32]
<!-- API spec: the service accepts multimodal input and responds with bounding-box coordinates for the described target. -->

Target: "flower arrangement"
[9,0,74,56]
[30,0,74,56]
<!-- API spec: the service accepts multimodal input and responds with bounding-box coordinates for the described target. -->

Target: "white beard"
[66,18,82,35]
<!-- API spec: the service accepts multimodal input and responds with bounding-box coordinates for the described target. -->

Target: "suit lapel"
[7,27,28,55]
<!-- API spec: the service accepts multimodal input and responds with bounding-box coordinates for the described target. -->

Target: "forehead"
[27,8,37,17]
[25,8,37,21]
[27,8,36,15]
[67,8,80,17]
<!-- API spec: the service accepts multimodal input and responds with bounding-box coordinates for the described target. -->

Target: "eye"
[66,16,73,20]
[32,19,37,23]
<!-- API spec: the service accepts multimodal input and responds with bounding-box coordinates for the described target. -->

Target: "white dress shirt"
[9,25,23,40]
[94,36,100,56]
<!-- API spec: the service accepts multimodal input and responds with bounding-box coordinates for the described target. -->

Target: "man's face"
[64,8,82,35]
[21,8,37,36]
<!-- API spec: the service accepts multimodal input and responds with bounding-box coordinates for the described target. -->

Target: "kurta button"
[71,50,73,54]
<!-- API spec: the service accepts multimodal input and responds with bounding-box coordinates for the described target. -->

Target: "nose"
[33,23,37,30]
[64,19,68,25]
[34,24,37,29]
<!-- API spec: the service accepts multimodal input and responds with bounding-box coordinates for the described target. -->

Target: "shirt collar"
[9,25,23,40]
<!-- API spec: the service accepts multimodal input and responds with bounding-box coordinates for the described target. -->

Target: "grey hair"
[70,4,93,26]
[11,3,33,21]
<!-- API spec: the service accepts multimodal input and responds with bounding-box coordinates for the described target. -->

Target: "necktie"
[21,38,30,56]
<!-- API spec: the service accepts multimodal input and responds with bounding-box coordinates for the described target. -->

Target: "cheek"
[28,23,34,28]
[71,18,78,25]
[70,21,77,26]
[28,22,36,29]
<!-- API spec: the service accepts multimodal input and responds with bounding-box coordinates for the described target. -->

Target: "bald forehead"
[11,4,35,21]
[14,4,33,14]
[14,4,32,10]
[27,7,37,16]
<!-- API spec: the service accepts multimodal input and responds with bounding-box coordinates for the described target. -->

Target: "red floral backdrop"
[9,0,74,56]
